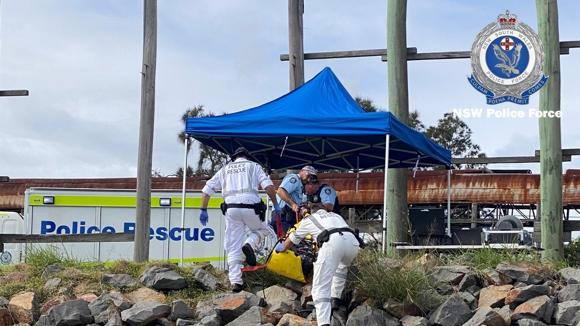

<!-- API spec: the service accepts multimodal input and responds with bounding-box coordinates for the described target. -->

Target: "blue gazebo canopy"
[185,67,451,171]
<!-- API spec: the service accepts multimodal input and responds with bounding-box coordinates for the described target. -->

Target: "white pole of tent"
[180,136,189,266]
[382,134,390,253]
[447,169,451,237]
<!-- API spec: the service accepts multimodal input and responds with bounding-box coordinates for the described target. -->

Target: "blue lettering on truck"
[40,220,215,242]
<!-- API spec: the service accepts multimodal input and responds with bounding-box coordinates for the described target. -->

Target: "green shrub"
[352,249,443,311]
[25,245,79,276]
[565,238,580,267]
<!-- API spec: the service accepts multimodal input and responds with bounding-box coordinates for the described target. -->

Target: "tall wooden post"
[536,0,563,260]
[386,0,410,252]
[288,0,304,90]
[134,0,157,262]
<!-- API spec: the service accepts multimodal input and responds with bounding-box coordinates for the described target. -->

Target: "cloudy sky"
[0,0,578,178]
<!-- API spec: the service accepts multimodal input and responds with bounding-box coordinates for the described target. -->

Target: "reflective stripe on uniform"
[308,214,325,231]
[334,271,348,279]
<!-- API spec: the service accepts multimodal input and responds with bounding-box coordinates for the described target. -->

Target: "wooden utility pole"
[536,0,563,260]
[134,0,157,262]
[288,0,304,90]
[386,0,410,252]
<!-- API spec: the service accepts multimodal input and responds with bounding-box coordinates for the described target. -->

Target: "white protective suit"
[288,210,360,325]
[202,157,274,285]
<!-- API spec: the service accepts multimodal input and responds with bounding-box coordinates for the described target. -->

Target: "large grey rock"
[101,274,138,288]
[156,318,176,326]
[515,319,547,326]
[257,285,299,314]
[494,305,511,325]
[139,266,186,291]
[0,297,8,307]
[175,319,197,326]
[483,268,505,286]
[103,309,123,326]
[192,268,222,291]
[458,291,477,309]
[383,299,422,318]
[42,264,63,280]
[400,315,428,326]
[192,314,220,326]
[429,294,472,326]
[345,304,399,326]
[458,273,482,295]
[120,301,170,326]
[553,300,580,325]
[169,300,195,321]
[47,299,94,326]
[511,295,553,323]
[44,278,62,292]
[429,266,469,285]
[225,306,276,326]
[505,284,550,307]
[559,284,580,302]
[88,291,132,319]
[560,267,580,284]
[95,306,121,325]
[496,263,531,284]
[462,306,506,326]
[35,314,56,326]
[196,291,263,323]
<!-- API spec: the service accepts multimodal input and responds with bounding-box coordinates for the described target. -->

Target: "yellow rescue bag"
[265,245,307,283]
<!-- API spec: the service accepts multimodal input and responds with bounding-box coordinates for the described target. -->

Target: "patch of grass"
[565,238,580,267]
[352,249,443,312]
[440,247,563,272]
[105,260,147,279]
[25,245,79,276]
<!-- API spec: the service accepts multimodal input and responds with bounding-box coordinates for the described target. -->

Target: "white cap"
[301,165,318,176]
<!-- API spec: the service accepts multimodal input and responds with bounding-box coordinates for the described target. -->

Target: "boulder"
[35,314,56,326]
[101,274,138,288]
[284,281,304,295]
[225,306,276,326]
[479,285,513,308]
[0,297,8,308]
[458,273,481,295]
[88,291,132,320]
[0,272,27,284]
[429,294,472,326]
[124,287,166,303]
[345,304,399,326]
[558,284,580,302]
[191,314,221,326]
[400,315,428,326]
[169,300,195,321]
[175,319,197,326]
[41,296,68,315]
[77,294,97,303]
[44,278,62,292]
[196,291,263,323]
[553,300,580,325]
[560,267,580,284]
[495,305,511,325]
[277,313,316,326]
[192,268,222,291]
[96,306,122,325]
[511,295,553,323]
[515,319,547,326]
[47,299,94,326]
[104,309,123,326]
[429,266,469,285]
[0,307,15,326]
[382,299,422,318]
[120,301,171,326]
[257,285,299,314]
[139,266,186,291]
[156,318,176,326]
[462,306,506,326]
[496,263,531,284]
[300,284,312,308]
[505,284,550,307]
[41,264,63,280]
[482,268,506,286]
[8,292,39,324]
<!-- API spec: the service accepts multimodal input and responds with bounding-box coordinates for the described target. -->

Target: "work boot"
[232,283,244,293]
[242,243,257,266]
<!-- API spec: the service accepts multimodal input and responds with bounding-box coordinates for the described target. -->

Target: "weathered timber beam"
[453,155,571,164]
[0,233,134,243]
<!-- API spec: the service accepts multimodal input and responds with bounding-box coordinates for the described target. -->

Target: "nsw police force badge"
[468,10,548,105]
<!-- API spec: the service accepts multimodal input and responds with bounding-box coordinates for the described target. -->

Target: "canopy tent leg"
[180,136,189,266]
[382,134,390,253]
[447,169,451,237]
[356,156,360,192]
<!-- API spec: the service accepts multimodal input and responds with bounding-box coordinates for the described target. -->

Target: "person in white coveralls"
[200,147,281,292]
[275,203,362,326]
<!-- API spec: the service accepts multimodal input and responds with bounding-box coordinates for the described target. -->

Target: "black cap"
[231,147,250,160]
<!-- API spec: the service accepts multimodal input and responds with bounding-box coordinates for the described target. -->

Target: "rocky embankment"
[2,262,580,325]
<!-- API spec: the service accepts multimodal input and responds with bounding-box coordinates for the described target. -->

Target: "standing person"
[275,204,362,326]
[199,147,281,292]
[271,165,318,233]
[304,174,340,213]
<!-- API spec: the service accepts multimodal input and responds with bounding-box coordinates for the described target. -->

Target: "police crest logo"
[324,188,331,195]
[468,10,548,105]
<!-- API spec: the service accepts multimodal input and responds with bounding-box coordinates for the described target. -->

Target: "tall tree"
[355,96,424,132]
[178,105,228,176]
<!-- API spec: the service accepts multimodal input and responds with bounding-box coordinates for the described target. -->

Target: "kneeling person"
[275,204,361,326]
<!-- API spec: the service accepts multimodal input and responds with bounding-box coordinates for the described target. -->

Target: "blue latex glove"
[273,203,281,214]
[199,209,209,226]
[275,242,286,253]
